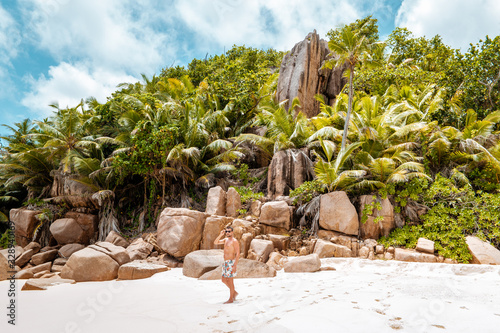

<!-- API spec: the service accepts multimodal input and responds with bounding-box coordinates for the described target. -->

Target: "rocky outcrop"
[283,253,321,273]
[118,260,170,280]
[157,208,208,258]
[247,239,274,263]
[31,249,58,266]
[105,231,129,248]
[64,212,98,244]
[205,186,226,216]
[259,201,291,230]
[126,238,154,261]
[61,248,119,282]
[200,216,233,250]
[313,239,352,258]
[49,218,86,245]
[58,244,85,258]
[182,250,225,278]
[268,234,290,252]
[466,236,500,265]
[88,242,131,266]
[277,31,345,118]
[198,258,276,280]
[267,149,314,198]
[319,191,359,235]
[226,187,241,218]
[9,208,42,247]
[394,248,437,263]
[358,195,395,239]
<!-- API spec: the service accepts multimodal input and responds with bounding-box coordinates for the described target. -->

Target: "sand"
[1,258,500,333]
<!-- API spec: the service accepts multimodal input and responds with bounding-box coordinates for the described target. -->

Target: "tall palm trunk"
[341,65,355,151]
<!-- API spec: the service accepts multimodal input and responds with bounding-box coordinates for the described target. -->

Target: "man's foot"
[233,291,239,300]
[223,299,234,304]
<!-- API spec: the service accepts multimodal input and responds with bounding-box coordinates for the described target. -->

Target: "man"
[214,226,240,303]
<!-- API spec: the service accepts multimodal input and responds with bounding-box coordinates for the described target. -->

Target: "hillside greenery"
[1,19,499,261]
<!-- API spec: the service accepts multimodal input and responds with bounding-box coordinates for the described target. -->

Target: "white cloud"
[0,4,21,98]
[21,62,137,117]
[396,0,500,50]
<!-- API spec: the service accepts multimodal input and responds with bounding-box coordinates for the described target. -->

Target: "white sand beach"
[1,258,500,333]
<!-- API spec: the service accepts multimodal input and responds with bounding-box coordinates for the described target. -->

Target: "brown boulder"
[61,248,119,282]
[267,149,314,198]
[89,242,131,266]
[15,249,35,267]
[15,262,52,279]
[10,208,42,247]
[50,218,85,245]
[319,191,359,236]
[24,242,41,254]
[31,249,58,266]
[64,212,98,244]
[247,239,274,263]
[394,248,437,263]
[250,200,262,217]
[58,244,85,258]
[182,249,225,278]
[118,260,170,280]
[266,252,285,271]
[104,230,129,248]
[268,234,290,252]
[198,258,276,280]
[157,208,208,258]
[416,238,435,254]
[205,186,226,216]
[283,254,321,273]
[260,201,291,230]
[240,233,253,258]
[126,238,154,261]
[1,254,11,281]
[200,216,233,250]
[226,187,241,218]
[358,195,395,239]
[466,236,500,264]
[22,278,75,291]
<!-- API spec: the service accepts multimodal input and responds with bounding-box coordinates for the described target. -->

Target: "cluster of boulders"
[3,185,500,289]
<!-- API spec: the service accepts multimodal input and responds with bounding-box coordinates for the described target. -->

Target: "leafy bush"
[234,186,264,204]
[290,179,326,205]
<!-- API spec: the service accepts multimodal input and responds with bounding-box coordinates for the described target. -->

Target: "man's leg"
[228,277,235,301]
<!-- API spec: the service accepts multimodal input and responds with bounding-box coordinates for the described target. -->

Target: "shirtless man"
[214,226,240,303]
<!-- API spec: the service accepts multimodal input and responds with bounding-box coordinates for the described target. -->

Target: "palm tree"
[325,23,384,151]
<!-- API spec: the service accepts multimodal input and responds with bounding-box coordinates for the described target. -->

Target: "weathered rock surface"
[394,248,437,263]
[182,250,225,278]
[250,200,262,217]
[24,242,41,254]
[267,149,314,198]
[105,230,129,248]
[21,278,75,291]
[319,191,359,235]
[247,239,274,263]
[89,242,131,266]
[268,234,290,252]
[1,254,10,281]
[358,195,395,239]
[61,248,119,282]
[283,253,321,273]
[416,238,435,254]
[226,187,241,218]
[198,258,276,280]
[240,233,253,258]
[276,31,345,118]
[15,262,52,279]
[10,208,42,247]
[205,186,226,216]
[31,249,58,266]
[200,216,233,250]
[15,249,34,267]
[118,260,170,280]
[64,212,98,244]
[50,218,86,245]
[259,201,291,230]
[58,244,85,258]
[157,208,208,258]
[266,252,285,271]
[466,236,500,265]
[313,239,352,258]
[126,238,154,261]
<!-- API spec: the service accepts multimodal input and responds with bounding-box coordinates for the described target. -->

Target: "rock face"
[259,201,291,230]
[247,239,274,263]
[313,239,352,258]
[126,238,154,261]
[157,208,208,258]
[64,212,98,244]
[276,31,345,118]
[200,216,233,250]
[15,249,34,267]
[283,253,321,273]
[466,236,500,265]
[0,254,10,281]
[358,195,395,239]
[205,186,226,216]
[9,208,42,247]
[319,192,359,236]
[267,149,314,198]
[226,187,241,218]
[198,259,276,280]
[31,249,58,266]
[58,244,85,258]
[182,250,225,278]
[268,234,290,252]
[118,260,170,280]
[61,248,119,282]
[50,218,86,245]
[89,242,131,266]
[105,231,129,248]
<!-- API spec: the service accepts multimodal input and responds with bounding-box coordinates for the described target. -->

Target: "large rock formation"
[358,195,395,239]
[466,236,500,264]
[200,216,233,250]
[198,258,276,280]
[277,31,346,118]
[283,253,321,273]
[50,218,86,245]
[61,247,119,282]
[118,260,170,280]
[205,186,226,216]
[9,208,42,247]
[319,191,359,236]
[182,249,225,278]
[259,201,292,230]
[267,149,314,198]
[157,208,208,258]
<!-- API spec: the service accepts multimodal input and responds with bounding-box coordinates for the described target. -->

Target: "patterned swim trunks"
[222,260,237,278]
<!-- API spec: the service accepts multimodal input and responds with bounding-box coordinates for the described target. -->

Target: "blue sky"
[1,0,499,139]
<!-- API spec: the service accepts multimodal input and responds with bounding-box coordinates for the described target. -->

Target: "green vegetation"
[1,20,499,260]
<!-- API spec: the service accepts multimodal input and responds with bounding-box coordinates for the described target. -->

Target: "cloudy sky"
[0,0,499,136]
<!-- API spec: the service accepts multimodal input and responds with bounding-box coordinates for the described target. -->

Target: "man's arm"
[214,230,226,245]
